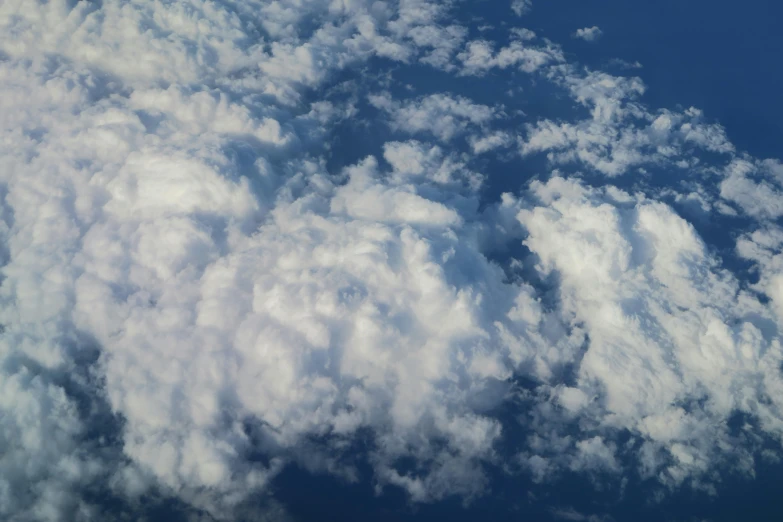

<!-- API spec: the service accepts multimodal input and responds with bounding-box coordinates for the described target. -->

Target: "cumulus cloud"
[720,158,783,219]
[458,39,564,75]
[2,0,783,520]
[519,69,734,176]
[511,27,538,41]
[573,26,603,42]
[369,92,499,142]
[0,1,574,511]
[511,0,534,16]
[514,176,782,490]
[469,131,515,154]
[0,0,511,517]
[737,226,783,321]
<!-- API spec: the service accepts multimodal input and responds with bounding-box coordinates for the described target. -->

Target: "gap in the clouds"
[486,238,564,315]
[271,459,577,522]
[83,490,200,522]
[34,330,126,443]
[387,62,587,125]
[478,152,553,207]
[269,437,783,522]
[305,61,398,175]
[264,378,668,522]
[651,456,783,522]
[315,51,589,188]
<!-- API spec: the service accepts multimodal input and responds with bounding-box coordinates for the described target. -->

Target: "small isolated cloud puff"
[573,26,603,42]
[519,69,734,176]
[511,0,533,16]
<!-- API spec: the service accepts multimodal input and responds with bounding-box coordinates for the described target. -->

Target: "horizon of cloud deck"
[1,0,782,520]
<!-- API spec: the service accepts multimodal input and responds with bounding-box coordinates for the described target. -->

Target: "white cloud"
[573,26,603,42]
[458,39,564,76]
[511,0,533,16]
[381,140,484,189]
[407,24,468,71]
[469,131,514,154]
[737,226,783,322]
[511,27,538,41]
[79,148,585,509]
[516,176,781,488]
[2,0,783,519]
[0,0,521,517]
[369,92,499,142]
[0,13,579,512]
[720,158,783,219]
[520,69,734,176]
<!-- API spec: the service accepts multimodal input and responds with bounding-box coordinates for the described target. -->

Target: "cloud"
[519,69,734,176]
[720,158,783,219]
[511,0,534,16]
[369,92,499,142]
[458,39,564,75]
[80,140,585,510]
[573,26,603,42]
[515,176,781,489]
[550,506,612,522]
[737,226,783,321]
[0,6,575,511]
[2,0,783,520]
[0,0,514,517]
[511,27,538,41]
[469,131,514,154]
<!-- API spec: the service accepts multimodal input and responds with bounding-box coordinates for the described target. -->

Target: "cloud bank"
[1,0,783,520]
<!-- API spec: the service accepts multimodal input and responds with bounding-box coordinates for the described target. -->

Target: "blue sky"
[1,1,782,521]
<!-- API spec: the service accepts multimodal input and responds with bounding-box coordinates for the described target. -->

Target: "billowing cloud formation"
[515,177,782,490]
[2,0,783,521]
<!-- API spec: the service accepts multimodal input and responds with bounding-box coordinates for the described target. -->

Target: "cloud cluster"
[514,177,783,491]
[457,38,564,76]
[520,68,735,177]
[0,0,507,518]
[2,0,783,520]
[368,92,499,143]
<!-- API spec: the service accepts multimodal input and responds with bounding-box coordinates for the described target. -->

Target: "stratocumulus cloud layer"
[1,1,783,520]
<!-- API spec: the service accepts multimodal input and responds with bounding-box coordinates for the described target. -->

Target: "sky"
[1,1,783,521]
